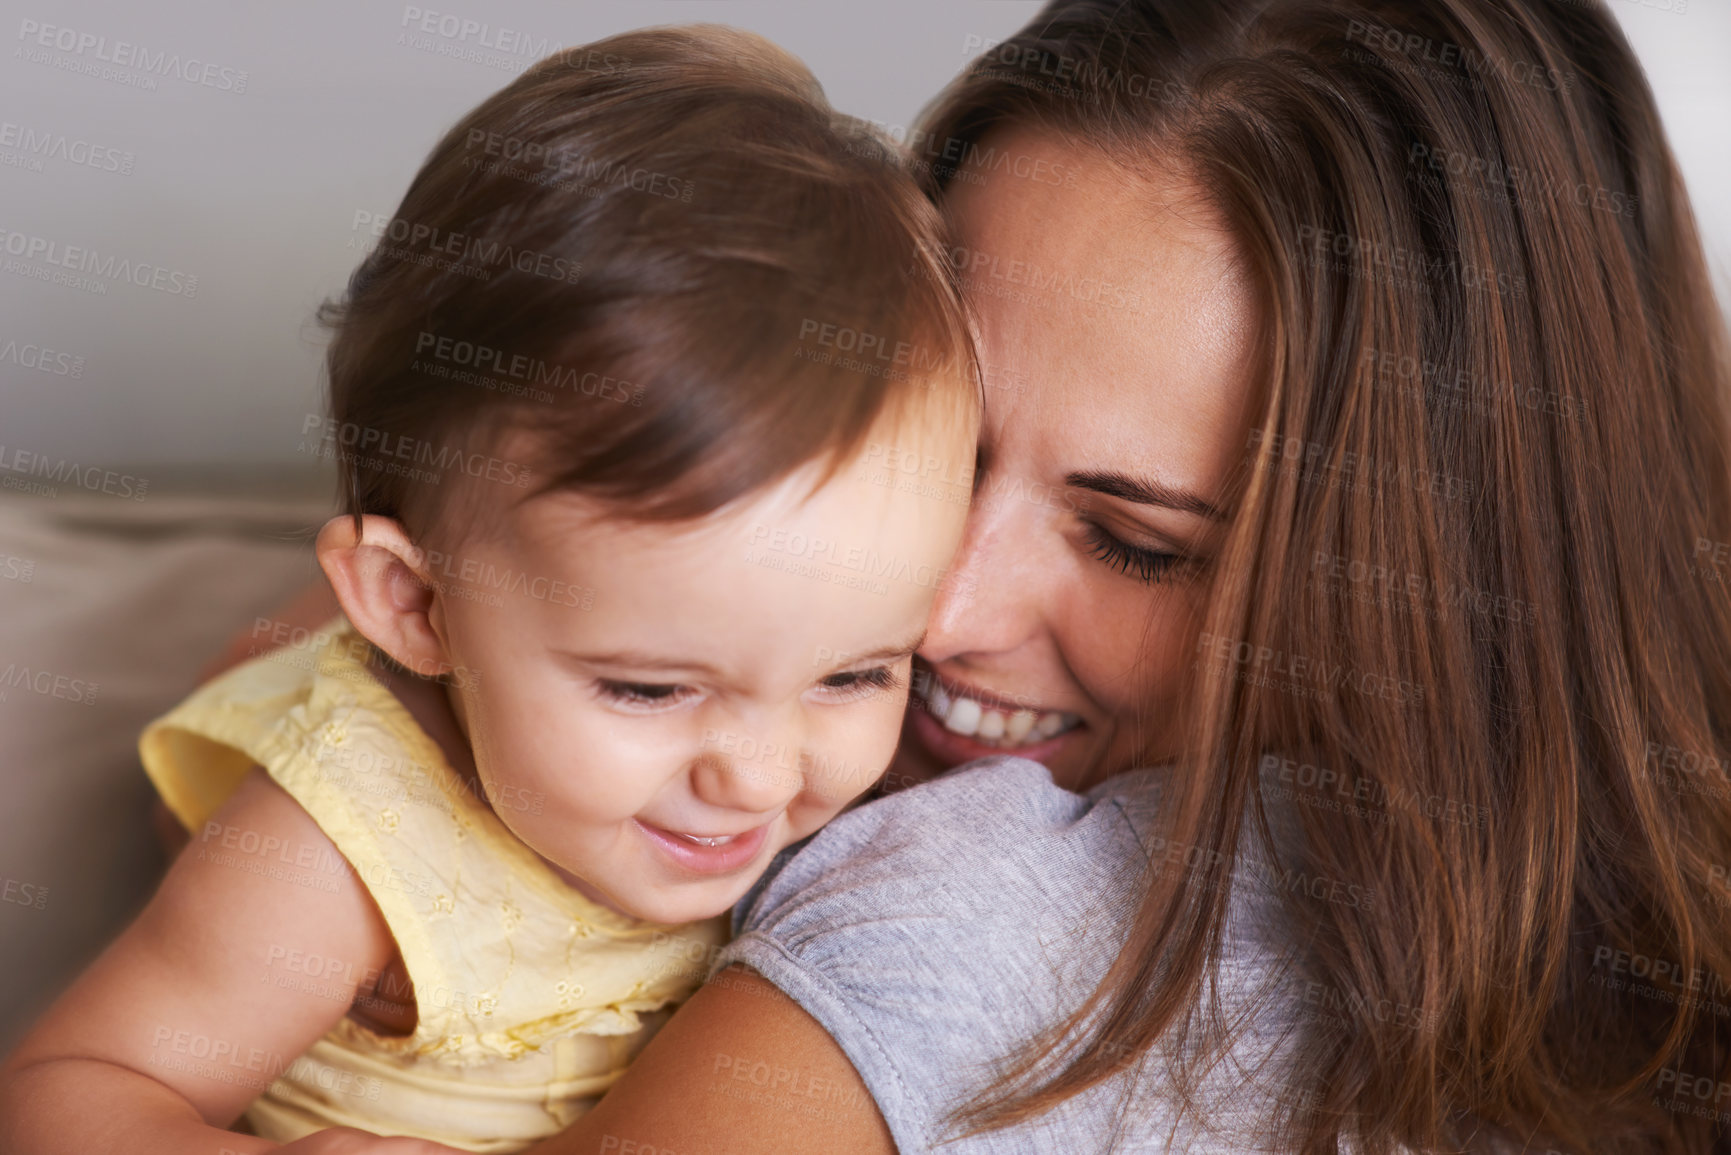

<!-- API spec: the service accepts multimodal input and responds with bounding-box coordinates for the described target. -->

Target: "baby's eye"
[595,680,697,711]
[816,666,901,702]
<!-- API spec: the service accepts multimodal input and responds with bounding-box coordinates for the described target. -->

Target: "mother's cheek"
[1074,586,1200,716]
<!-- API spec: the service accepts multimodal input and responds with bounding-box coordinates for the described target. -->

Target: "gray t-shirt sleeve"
[713,756,1262,1153]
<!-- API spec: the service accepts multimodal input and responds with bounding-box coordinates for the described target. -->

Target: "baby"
[0,25,976,1155]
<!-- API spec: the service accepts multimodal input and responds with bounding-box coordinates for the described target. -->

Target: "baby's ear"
[315,514,455,677]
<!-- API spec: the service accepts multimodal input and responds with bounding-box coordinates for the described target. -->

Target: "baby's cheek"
[813,710,901,805]
[483,697,650,809]
[505,756,645,824]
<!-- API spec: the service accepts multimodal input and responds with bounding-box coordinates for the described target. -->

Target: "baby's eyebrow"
[562,649,720,676]
[845,629,928,664]
[561,629,927,677]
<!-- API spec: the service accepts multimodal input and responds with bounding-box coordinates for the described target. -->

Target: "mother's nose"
[920,481,1052,664]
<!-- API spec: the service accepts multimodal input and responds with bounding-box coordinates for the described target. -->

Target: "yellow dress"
[139,618,729,1153]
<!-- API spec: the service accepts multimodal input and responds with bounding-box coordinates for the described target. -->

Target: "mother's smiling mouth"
[912,666,1082,750]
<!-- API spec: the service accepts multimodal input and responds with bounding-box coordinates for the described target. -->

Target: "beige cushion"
[0,491,329,1050]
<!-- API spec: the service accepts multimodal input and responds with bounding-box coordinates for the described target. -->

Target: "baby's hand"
[274,1127,471,1154]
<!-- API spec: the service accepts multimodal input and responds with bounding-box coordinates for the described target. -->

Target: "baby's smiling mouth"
[652,825,753,846]
[635,819,773,875]
[913,668,1082,749]
[674,832,739,848]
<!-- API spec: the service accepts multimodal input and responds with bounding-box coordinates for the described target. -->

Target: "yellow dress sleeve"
[139,624,339,831]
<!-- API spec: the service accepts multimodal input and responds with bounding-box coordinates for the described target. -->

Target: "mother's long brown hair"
[923,0,1731,1150]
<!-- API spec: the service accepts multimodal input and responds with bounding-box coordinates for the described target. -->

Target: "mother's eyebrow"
[1065,470,1223,521]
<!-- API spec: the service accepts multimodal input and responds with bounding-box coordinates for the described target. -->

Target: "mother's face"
[894,129,1259,793]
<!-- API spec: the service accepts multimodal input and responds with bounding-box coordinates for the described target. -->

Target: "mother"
[243,0,1731,1149]
[522,0,1731,1150]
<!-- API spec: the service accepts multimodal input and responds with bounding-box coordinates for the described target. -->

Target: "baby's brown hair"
[317,24,976,541]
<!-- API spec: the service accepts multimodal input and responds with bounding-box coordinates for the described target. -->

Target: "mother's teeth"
[943,696,982,736]
[920,680,1080,748]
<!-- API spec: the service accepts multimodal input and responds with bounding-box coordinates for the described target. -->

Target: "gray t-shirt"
[713,756,1318,1153]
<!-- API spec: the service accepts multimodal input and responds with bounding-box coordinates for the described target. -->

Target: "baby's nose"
[687,741,804,814]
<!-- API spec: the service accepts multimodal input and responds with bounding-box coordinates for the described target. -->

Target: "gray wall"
[2,0,1726,488]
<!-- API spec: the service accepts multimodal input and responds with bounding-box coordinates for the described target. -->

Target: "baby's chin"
[596,878,750,927]
[524,816,792,925]
[542,850,755,925]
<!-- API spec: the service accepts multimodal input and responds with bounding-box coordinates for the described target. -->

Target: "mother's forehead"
[941,128,1233,264]
[941,131,1250,340]
[943,128,1256,481]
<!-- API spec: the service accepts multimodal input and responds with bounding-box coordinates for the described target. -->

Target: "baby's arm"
[0,768,451,1154]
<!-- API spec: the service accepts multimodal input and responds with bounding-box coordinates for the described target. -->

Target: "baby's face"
[433,404,974,924]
